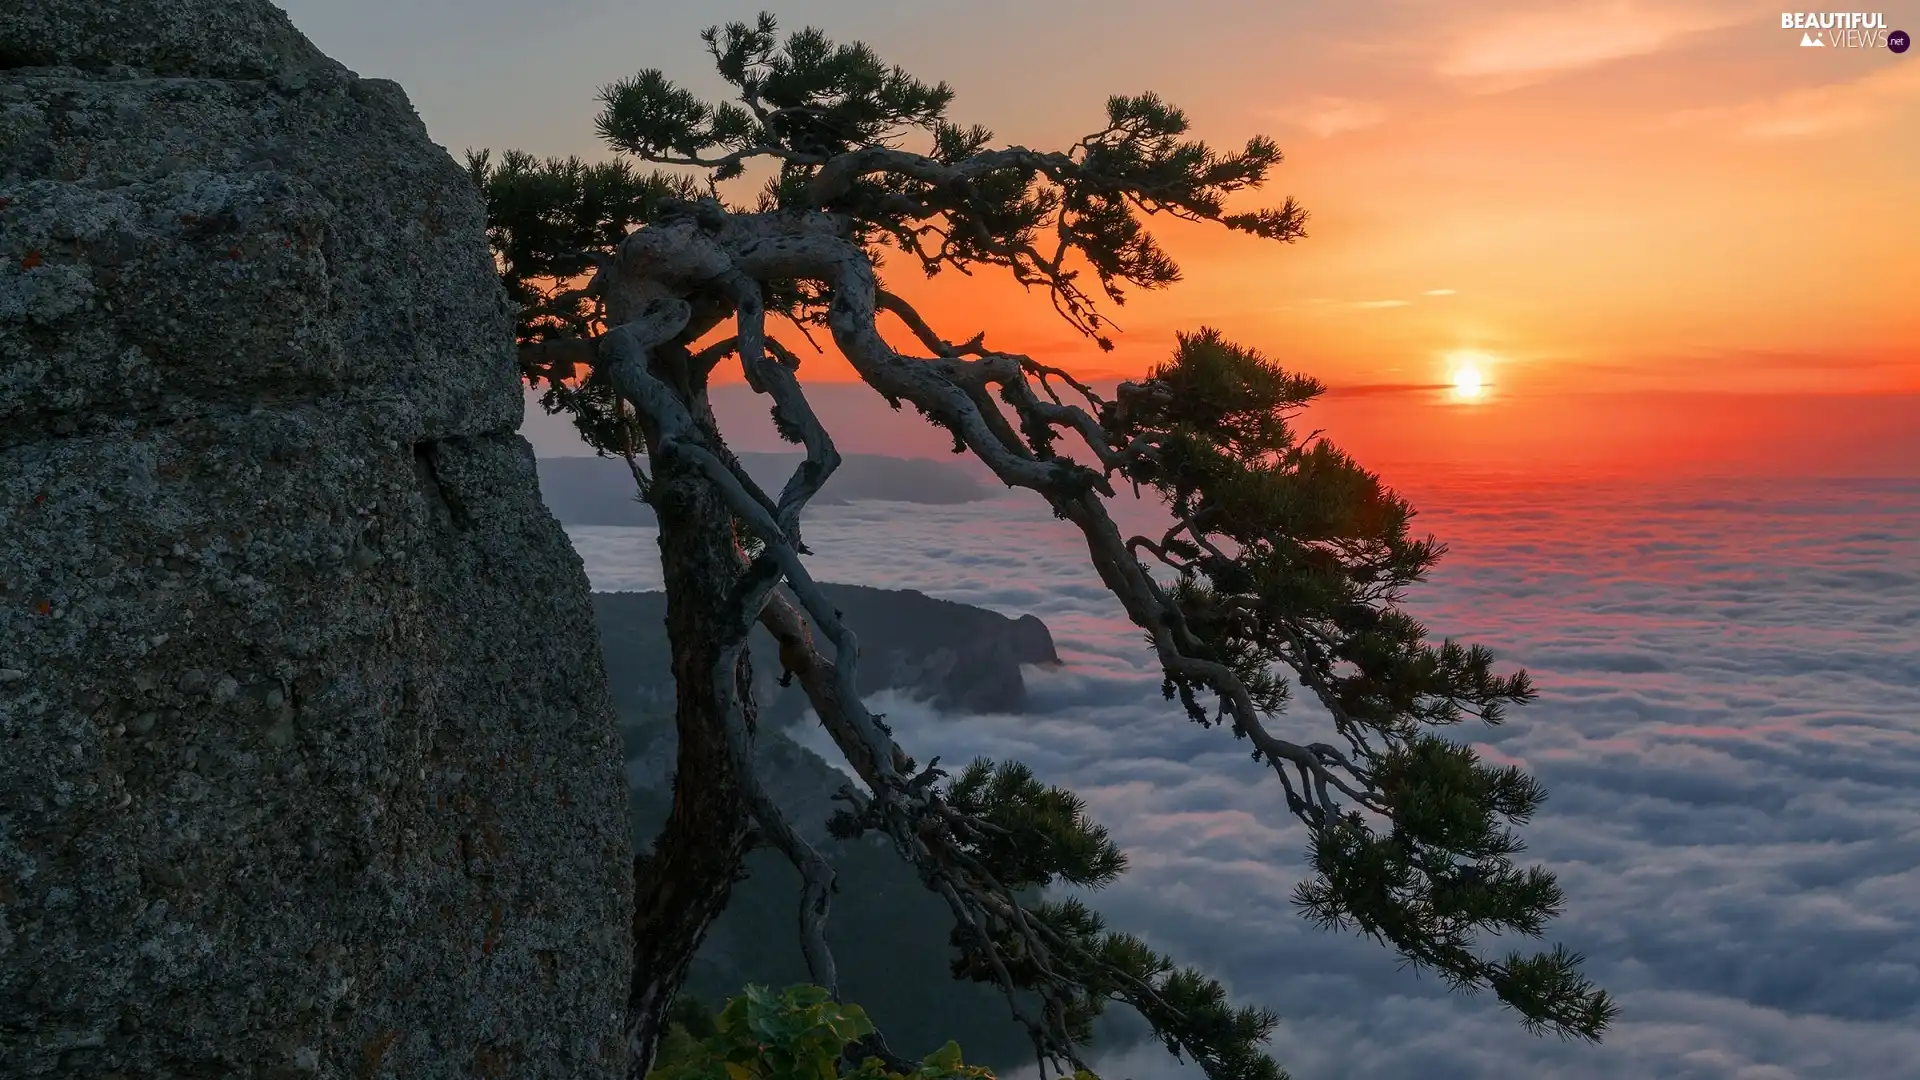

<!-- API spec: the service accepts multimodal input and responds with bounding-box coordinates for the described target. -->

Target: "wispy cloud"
[1425,288,1458,296]
[1353,299,1411,309]
[1438,2,1738,88]
[1271,95,1388,137]
[1664,62,1920,138]
[1320,382,1453,397]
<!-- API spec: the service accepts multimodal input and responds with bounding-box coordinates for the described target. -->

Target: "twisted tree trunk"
[623,445,759,1077]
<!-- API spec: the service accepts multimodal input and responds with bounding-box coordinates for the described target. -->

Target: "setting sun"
[1445,351,1493,402]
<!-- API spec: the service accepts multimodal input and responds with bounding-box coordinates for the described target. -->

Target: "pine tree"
[467,14,1616,1078]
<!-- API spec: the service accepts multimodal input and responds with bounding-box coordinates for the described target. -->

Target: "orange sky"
[292,0,1918,466]
[863,2,1920,397]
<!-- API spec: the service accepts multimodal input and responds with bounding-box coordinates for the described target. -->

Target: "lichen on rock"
[0,2,631,1076]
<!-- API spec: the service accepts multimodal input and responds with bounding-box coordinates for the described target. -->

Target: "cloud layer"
[1273,96,1388,137]
[567,472,1920,1079]
[1436,2,1739,87]
[1665,62,1920,139]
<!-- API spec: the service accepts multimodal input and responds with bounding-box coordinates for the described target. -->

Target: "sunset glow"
[288,0,1918,470]
[1446,351,1493,402]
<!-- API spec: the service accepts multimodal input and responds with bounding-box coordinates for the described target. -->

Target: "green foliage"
[465,148,701,454]
[582,12,1304,347]
[675,994,724,1036]
[649,985,998,1080]
[850,760,1285,1080]
[1105,329,1616,1041]
[1111,328,1531,738]
[469,11,1308,453]
[939,759,1127,891]
[600,13,954,167]
[945,894,1287,1080]
[465,148,700,345]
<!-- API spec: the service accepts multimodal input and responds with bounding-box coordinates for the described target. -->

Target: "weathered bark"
[623,448,758,1077]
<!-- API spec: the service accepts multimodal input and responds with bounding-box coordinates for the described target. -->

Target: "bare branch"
[717,218,1386,814]
[875,289,985,358]
[721,273,842,534]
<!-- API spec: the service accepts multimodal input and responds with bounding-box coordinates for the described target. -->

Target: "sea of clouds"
[564,471,1920,1080]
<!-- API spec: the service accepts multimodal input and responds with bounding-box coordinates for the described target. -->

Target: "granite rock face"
[0,0,336,79]
[0,2,632,1076]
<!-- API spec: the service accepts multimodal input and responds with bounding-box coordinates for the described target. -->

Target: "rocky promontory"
[0,2,630,1075]
[592,584,1059,723]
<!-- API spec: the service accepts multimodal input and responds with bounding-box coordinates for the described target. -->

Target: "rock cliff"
[0,2,630,1076]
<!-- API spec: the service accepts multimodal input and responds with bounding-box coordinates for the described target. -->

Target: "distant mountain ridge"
[541,453,992,526]
[593,585,1058,723]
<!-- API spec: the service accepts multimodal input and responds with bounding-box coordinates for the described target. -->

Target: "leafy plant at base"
[649,985,1003,1080]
